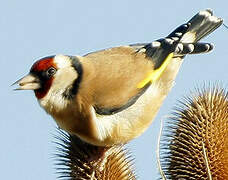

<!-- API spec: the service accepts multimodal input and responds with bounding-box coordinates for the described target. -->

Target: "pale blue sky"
[1,0,228,179]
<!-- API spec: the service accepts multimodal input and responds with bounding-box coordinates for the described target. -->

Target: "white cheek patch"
[54,55,72,68]
[52,67,78,90]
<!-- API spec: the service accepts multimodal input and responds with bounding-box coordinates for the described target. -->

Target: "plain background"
[1,0,228,179]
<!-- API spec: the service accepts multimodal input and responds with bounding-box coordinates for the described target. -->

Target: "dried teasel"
[159,85,228,179]
[54,129,136,180]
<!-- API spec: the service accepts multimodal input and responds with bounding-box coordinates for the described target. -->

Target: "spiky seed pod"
[96,146,136,180]
[54,130,136,180]
[160,86,228,180]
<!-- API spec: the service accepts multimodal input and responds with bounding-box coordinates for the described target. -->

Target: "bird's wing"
[82,24,189,115]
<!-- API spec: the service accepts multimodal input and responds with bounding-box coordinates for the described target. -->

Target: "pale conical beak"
[12,74,41,90]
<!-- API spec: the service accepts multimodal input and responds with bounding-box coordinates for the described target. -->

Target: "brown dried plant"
[54,130,136,180]
[160,85,228,180]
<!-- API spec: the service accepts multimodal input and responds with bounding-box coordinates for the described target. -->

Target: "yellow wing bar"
[137,53,174,89]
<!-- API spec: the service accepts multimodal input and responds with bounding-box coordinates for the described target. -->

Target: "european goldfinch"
[14,9,222,146]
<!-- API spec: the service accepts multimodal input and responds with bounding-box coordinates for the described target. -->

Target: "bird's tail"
[135,9,222,87]
[143,9,222,70]
[172,9,223,55]
[183,9,223,42]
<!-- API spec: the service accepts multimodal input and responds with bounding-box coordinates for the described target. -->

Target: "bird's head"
[14,55,83,100]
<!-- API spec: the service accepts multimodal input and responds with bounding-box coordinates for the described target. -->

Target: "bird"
[14,9,222,146]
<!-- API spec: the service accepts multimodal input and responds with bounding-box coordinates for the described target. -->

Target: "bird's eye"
[46,67,56,77]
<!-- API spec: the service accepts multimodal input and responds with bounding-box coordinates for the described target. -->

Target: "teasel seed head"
[54,129,136,180]
[160,85,228,179]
